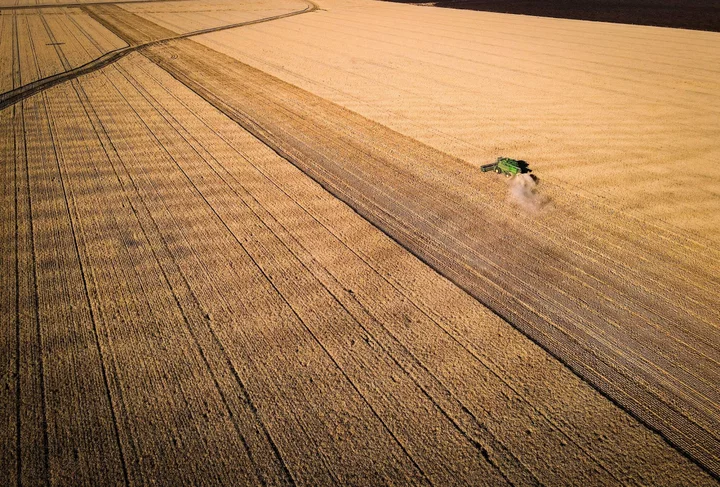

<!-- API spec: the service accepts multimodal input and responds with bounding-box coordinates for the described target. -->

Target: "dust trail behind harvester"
[508,174,549,211]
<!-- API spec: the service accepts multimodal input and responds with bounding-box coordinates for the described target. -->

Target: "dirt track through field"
[0,1,315,110]
[0,7,126,94]
[78,8,720,476]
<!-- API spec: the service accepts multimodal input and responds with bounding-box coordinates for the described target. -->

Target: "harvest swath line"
[158,109,434,483]
[69,78,152,486]
[71,77,210,485]
[52,75,132,483]
[93,58,310,485]
[12,107,20,487]
[33,67,272,484]
[99,62,430,484]
[110,62,437,484]
[22,22,51,484]
[0,0,317,110]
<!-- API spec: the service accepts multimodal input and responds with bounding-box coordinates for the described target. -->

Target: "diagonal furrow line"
[0,0,317,111]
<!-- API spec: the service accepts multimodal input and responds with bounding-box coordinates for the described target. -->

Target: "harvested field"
[2,0,719,485]
[107,2,720,475]
[121,0,304,33]
[193,0,720,240]
[0,7,126,93]
[4,50,714,485]
[0,0,162,7]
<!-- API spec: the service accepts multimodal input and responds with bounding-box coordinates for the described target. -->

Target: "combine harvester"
[481,157,523,177]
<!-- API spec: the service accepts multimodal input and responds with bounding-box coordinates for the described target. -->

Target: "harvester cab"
[481,157,523,177]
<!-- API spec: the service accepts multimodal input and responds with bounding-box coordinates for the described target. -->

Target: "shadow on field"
[515,159,531,175]
[383,0,720,32]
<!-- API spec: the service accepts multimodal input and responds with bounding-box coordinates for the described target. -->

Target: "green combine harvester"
[481,157,523,177]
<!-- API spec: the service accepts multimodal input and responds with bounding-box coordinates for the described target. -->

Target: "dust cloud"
[507,174,549,211]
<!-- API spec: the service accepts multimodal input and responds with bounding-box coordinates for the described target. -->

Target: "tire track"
[21,24,50,486]
[58,89,145,485]
[15,95,48,487]
[0,100,19,487]
[64,7,123,54]
[0,0,316,110]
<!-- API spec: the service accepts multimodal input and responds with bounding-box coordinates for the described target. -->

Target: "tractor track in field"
[0,0,317,111]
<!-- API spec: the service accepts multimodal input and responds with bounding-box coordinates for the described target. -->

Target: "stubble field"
[1,0,719,485]
[0,7,126,92]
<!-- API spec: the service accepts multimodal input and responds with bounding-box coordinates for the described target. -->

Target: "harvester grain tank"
[481,157,522,177]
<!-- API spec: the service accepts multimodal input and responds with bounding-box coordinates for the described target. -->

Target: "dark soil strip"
[382,0,720,32]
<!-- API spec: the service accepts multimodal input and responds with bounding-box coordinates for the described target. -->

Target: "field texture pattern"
[2,0,720,485]
[0,8,126,93]
[194,0,720,240]
[4,49,715,485]
[100,3,720,476]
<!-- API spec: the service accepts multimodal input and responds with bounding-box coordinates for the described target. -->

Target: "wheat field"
[1,0,719,484]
